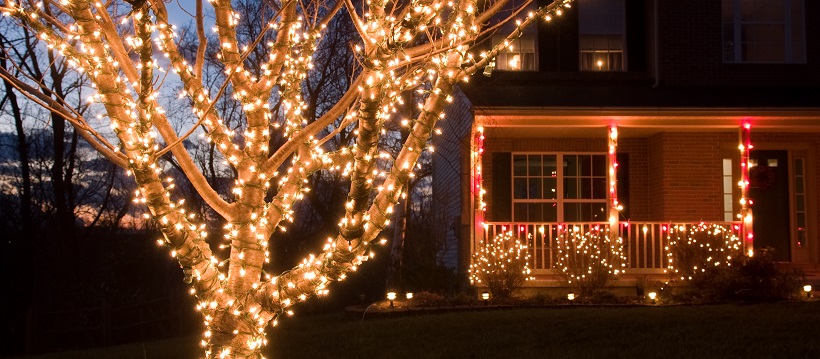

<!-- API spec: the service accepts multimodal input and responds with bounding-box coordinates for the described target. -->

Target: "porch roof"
[472,107,820,138]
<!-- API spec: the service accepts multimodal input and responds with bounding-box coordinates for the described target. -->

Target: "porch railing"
[481,221,742,273]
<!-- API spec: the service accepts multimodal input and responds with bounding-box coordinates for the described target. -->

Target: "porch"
[482,221,742,272]
[461,109,820,286]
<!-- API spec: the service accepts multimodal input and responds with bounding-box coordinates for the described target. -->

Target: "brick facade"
[481,131,818,229]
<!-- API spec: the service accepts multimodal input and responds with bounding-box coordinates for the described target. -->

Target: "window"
[794,158,806,247]
[722,158,736,222]
[578,0,626,71]
[489,0,538,71]
[512,153,607,222]
[493,35,537,71]
[722,0,806,63]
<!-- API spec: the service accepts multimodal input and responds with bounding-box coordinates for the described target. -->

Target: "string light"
[739,121,754,256]
[665,223,742,281]
[469,231,534,292]
[0,0,579,357]
[554,225,626,290]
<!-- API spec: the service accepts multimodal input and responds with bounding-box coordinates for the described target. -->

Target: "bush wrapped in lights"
[470,231,533,299]
[665,223,742,282]
[555,226,626,296]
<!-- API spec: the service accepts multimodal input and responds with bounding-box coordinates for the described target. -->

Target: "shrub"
[470,231,533,299]
[449,293,477,306]
[411,291,448,307]
[666,223,742,282]
[527,292,555,305]
[555,226,626,296]
[693,249,802,302]
[667,224,801,302]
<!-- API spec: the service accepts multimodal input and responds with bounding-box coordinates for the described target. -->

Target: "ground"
[12,302,820,358]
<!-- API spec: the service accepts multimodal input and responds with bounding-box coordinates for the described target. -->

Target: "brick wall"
[478,130,820,263]
[619,138,649,220]
[648,132,736,221]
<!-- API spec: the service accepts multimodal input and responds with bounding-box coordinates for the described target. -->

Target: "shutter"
[491,152,512,222]
[616,153,630,218]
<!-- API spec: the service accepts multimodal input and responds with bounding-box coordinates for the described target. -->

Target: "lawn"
[13,302,820,359]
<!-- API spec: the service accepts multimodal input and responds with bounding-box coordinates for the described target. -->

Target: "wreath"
[749,166,776,190]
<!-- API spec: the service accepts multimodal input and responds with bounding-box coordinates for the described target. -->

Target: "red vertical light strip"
[608,125,620,238]
[740,121,754,255]
[475,126,485,214]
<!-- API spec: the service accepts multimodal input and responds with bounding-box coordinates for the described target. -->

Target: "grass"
[12,302,820,359]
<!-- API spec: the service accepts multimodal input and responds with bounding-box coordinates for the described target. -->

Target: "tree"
[0,0,574,357]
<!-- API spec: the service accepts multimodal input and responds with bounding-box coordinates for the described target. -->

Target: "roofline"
[472,107,820,130]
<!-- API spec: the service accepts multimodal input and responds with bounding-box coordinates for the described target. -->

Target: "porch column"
[471,124,486,253]
[608,124,620,235]
[739,122,754,256]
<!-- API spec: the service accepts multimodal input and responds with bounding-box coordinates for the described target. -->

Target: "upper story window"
[493,34,537,71]
[490,0,538,71]
[722,0,806,63]
[578,0,626,71]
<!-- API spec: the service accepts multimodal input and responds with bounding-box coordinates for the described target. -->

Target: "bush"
[411,291,448,307]
[693,249,802,302]
[449,293,477,306]
[528,293,556,305]
[555,226,625,296]
[470,231,533,299]
[666,223,742,282]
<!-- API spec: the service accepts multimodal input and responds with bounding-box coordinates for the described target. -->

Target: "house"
[432,0,820,291]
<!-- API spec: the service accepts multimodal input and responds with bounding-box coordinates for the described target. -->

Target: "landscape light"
[387,291,396,307]
[406,292,414,300]
[648,292,657,302]
[804,285,812,298]
[567,292,575,301]
[481,291,490,305]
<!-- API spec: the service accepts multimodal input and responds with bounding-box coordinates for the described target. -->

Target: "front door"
[750,150,790,261]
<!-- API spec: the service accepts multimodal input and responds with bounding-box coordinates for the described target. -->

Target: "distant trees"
[0,0,575,357]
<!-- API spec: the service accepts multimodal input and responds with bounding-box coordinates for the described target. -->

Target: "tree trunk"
[1,59,34,244]
[2,54,36,355]
[387,190,407,290]
[48,65,76,242]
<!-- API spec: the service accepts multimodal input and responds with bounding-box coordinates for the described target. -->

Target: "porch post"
[471,124,486,253]
[739,122,754,256]
[608,124,620,236]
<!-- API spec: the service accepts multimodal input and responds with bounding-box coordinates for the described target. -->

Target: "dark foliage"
[691,249,803,302]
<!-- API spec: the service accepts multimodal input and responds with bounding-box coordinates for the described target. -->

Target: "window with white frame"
[794,158,806,248]
[722,158,736,222]
[722,0,806,63]
[493,34,537,71]
[578,0,626,71]
[490,0,538,71]
[512,153,608,222]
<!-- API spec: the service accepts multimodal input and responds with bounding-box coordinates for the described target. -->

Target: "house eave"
[473,107,820,132]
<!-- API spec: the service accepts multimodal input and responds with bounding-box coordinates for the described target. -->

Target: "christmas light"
[665,223,742,282]
[469,231,534,298]
[0,0,579,356]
